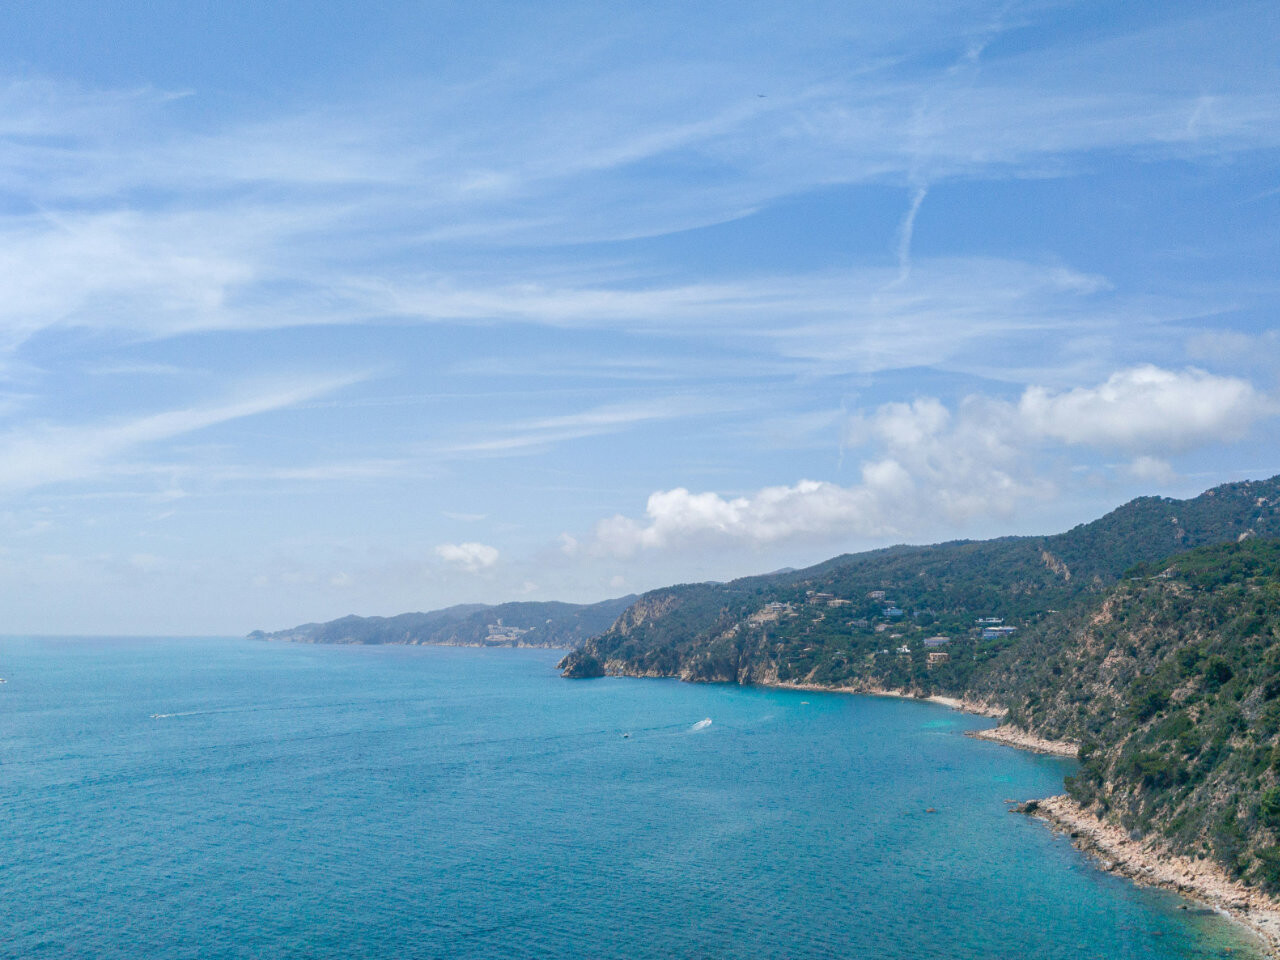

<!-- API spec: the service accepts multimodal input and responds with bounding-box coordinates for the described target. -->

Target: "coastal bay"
[0,636,1264,959]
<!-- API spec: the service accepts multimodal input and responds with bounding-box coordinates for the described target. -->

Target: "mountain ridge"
[559,476,1280,683]
[250,595,636,649]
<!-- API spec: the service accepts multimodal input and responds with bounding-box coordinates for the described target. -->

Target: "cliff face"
[557,477,1280,893]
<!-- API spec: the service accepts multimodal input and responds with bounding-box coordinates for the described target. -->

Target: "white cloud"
[591,392,1041,555]
[593,480,894,556]
[435,541,500,572]
[1018,365,1269,452]
[585,365,1275,555]
[0,8,1273,359]
[1126,456,1178,485]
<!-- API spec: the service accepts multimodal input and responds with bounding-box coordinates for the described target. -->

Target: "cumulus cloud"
[591,393,1041,556]
[584,365,1274,556]
[434,541,500,572]
[593,480,893,556]
[1126,456,1178,485]
[1018,365,1268,452]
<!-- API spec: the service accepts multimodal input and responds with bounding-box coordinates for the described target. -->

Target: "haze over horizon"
[1,1,1278,635]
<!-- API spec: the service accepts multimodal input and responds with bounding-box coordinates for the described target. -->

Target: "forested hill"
[559,475,1280,683]
[250,595,636,649]
[558,475,1280,892]
[1020,539,1280,892]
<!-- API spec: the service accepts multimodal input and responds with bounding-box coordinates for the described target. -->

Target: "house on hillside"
[749,601,793,624]
[486,620,529,644]
[982,625,1017,640]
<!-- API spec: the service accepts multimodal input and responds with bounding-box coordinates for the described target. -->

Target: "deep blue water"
[0,637,1262,959]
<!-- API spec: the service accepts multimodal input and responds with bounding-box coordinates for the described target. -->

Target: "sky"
[0,0,1278,635]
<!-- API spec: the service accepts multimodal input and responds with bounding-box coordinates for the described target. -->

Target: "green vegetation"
[559,476,1280,891]
[1040,539,1280,891]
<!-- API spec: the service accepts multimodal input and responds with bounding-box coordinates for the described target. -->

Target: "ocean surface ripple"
[0,637,1263,959]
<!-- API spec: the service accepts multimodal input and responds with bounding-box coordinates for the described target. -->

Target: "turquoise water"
[0,637,1262,959]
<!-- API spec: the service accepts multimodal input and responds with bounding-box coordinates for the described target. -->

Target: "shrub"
[1259,787,1280,829]
[1204,656,1234,692]
[1131,687,1170,721]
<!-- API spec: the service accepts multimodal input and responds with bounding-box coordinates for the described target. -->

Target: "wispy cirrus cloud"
[0,4,1273,359]
[434,397,741,458]
[0,374,362,494]
[1,2,1277,635]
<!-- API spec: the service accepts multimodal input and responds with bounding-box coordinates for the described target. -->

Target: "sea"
[0,636,1264,960]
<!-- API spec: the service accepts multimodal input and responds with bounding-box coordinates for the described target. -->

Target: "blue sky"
[1,1,1278,634]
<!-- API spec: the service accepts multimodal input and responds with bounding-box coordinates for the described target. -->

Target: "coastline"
[768,676,1275,955]
[309,651,1277,953]
[967,724,1079,757]
[765,679,1009,719]
[1026,793,1280,957]
[260,637,570,651]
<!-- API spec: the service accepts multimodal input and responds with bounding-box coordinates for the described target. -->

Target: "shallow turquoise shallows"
[0,637,1263,959]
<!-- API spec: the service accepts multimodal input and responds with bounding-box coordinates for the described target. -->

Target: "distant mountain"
[250,595,636,650]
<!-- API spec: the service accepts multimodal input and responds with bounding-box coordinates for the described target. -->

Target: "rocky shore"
[1023,795,1280,956]
[768,680,1009,719]
[967,724,1079,757]
[880,697,1277,955]
[591,669,1278,953]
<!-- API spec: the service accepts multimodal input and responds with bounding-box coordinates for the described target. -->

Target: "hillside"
[250,595,636,649]
[1028,539,1280,891]
[558,476,1280,894]
[560,476,1280,684]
